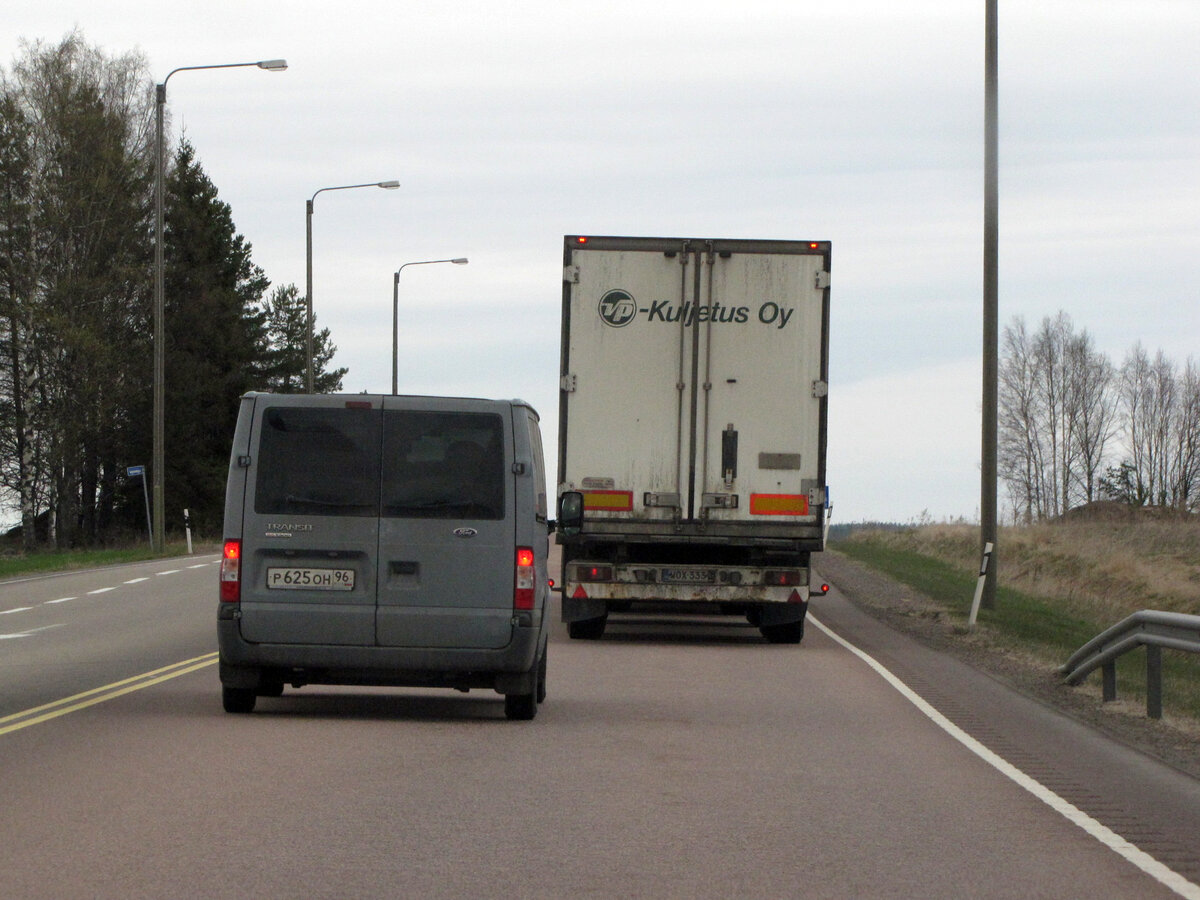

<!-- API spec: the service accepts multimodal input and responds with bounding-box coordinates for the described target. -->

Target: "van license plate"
[659,567,716,584]
[266,567,355,591]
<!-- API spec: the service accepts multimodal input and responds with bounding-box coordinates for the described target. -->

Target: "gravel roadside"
[814,548,1200,781]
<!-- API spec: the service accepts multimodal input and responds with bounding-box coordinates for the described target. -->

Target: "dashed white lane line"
[809,613,1200,900]
[0,557,220,620]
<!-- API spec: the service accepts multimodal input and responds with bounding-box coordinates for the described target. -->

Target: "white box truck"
[556,235,830,643]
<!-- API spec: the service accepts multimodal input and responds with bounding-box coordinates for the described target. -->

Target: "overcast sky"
[5,0,1198,525]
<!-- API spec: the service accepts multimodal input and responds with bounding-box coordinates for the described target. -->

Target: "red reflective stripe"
[582,490,633,511]
[749,493,808,516]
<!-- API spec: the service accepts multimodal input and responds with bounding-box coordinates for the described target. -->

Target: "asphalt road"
[1,552,1198,898]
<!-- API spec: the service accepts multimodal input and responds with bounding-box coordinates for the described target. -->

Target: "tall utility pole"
[981,0,999,609]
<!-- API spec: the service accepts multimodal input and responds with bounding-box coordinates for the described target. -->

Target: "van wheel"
[222,686,257,713]
[760,621,805,644]
[505,690,537,720]
[568,615,607,640]
[536,645,548,704]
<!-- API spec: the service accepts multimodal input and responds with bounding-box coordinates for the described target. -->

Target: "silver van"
[217,393,551,720]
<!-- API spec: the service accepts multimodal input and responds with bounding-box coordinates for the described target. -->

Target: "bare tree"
[1114,346,1200,510]
[999,312,1116,522]
[1065,329,1117,504]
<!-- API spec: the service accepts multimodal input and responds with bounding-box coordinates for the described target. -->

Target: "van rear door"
[237,395,380,646]
[375,398,515,650]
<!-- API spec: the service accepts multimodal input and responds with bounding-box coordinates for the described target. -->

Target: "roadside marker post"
[968,542,994,627]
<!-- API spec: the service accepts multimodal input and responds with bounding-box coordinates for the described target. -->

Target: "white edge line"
[808,612,1200,900]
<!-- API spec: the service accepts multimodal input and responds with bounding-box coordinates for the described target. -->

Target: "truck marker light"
[582,490,633,511]
[576,236,589,244]
[764,570,802,587]
[514,547,535,610]
[220,539,242,603]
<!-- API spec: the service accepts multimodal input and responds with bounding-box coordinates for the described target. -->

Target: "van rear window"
[383,411,505,520]
[255,407,381,516]
[253,406,505,520]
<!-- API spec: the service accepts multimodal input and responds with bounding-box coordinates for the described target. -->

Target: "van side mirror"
[557,491,584,536]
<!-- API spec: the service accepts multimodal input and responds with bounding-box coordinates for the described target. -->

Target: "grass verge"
[834,529,1200,727]
[0,541,217,581]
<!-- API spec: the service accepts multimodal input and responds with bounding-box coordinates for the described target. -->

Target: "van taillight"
[514,547,535,610]
[220,539,241,602]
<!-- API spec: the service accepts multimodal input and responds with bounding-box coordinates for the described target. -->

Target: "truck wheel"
[222,686,257,713]
[760,621,805,644]
[567,615,607,640]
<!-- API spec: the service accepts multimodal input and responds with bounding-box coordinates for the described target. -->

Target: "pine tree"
[258,283,346,394]
[161,139,268,534]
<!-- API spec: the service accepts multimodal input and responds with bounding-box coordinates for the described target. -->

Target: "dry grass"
[860,512,1200,625]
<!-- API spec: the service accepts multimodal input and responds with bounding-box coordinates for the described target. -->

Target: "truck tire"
[567,615,607,640]
[760,620,805,644]
[222,686,257,713]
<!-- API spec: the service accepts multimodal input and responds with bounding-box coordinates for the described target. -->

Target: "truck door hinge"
[563,265,580,284]
[815,270,831,290]
[811,380,828,399]
[561,373,577,392]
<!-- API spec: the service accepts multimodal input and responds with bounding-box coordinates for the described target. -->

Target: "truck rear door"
[561,236,829,528]
[697,245,829,527]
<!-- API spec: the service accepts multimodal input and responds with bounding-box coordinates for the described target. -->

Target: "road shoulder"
[815,548,1200,782]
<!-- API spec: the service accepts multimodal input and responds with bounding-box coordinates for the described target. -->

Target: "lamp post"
[392,258,469,395]
[154,58,286,553]
[305,181,400,392]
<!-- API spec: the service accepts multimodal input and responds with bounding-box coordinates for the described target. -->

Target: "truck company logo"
[598,290,796,330]
[597,289,638,327]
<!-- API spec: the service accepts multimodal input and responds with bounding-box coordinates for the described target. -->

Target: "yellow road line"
[0,652,218,736]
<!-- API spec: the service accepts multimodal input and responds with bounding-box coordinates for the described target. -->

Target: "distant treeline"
[0,34,344,549]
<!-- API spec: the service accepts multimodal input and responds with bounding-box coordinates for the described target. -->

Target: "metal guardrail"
[1060,610,1200,719]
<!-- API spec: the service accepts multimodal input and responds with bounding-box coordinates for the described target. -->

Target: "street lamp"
[154,58,286,553]
[392,258,469,395]
[305,180,401,392]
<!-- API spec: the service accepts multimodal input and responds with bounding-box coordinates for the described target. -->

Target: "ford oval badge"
[453,527,478,538]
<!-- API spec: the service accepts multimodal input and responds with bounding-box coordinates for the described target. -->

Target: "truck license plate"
[266,567,356,591]
[659,567,716,584]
